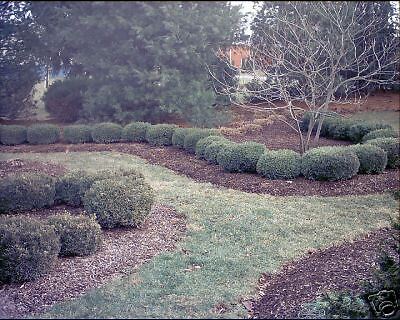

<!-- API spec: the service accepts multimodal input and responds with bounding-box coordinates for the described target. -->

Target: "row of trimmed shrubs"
[300,112,398,143]
[0,168,154,283]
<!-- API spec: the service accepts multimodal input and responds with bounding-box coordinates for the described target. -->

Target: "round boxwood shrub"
[171,127,192,149]
[348,122,392,143]
[145,124,177,146]
[183,128,221,154]
[83,175,154,229]
[91,122,123,143]
[256,149,301,179]
[0,172,55,212]
[0,125,27,145]
[47,213,102,257]
[195,135,228,159]
[27,124,61,145]
[366,137,400,168]
[362,128,399,142]
[327,118,357,140]
[217,141,266,173]
[204,140,234,164]
[301,146,360,181]
[63,125,93,144]
[348,144,387,174]
[0,215,60,283]
[122,122,151,142]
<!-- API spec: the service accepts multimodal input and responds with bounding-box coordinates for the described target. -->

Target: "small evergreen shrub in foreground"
[365,137,400,168]
[195,135,227,159]
[145,124,177,146]
[204,140,234,164]
[0,215,60,283]
[301,146,360,181]
[0,172,55,212]
[47,213,102,257]
[83,175,154,229]
[91,123,123,143]
[27,124,61,145]
[348,144,387,174]
[183,128,221,154]
[0,125,27,145]
[122,122,151,142]
[63,125,93,144]
[257,149,301,179]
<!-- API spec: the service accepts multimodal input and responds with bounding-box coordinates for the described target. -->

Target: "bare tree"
[209,1,399,153]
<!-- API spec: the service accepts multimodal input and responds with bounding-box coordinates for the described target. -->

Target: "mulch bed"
[0,204,186,319]
[250,227,399,319]
[0,158,66,178]
[1,139,398,196]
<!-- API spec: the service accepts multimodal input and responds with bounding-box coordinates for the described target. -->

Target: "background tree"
[211,1,399,153]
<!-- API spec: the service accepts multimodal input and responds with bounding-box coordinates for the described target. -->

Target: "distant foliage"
[122,122,151,142]
[0,172,55,212]
[257,149,301,179]
[0,125,27,145]
[27,124,61,145]
[365,137,399,168]
[47,213,102,257]
[348,144,387,174]
[301,146,360,181]
[145,124,177,146]
[63,125,93,144]
[91,123,123,143]
[0,215,60,283]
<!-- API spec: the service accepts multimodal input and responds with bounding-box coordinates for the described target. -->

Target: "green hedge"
[301,146,360,181]
[171,127,192,148]
[366,137,399,168]
[348,122,392,143]
[327,118,357,140]
[0,125,27,145]
[256,149,301,179]
[195,135,227,160]
[63,125,93,144]
[91,122,123,143]
[27,124,61,145]
[145,124,177,146]
[47,213,102,257]
[217,141,266,173]
[0,172,55,212]
[204,140,234,164]
[122,122,151,142]
[83,175,154,229]
[348,144,387,174]
[0,215,60,283]
[362,128,399,142]
[183,128,221,154]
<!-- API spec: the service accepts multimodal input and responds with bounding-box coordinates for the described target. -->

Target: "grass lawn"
[0,151,397,319]
[350,111,400,132]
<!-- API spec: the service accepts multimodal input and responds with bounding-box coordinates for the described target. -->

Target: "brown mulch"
[250,227,398,319]
[0,158,66,178]
[1,140,398,197]
[0,204,186,319]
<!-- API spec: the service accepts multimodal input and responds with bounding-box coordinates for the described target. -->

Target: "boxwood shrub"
[365,137,400,168]
[217,141,266,173]
[195,135,228,159]
[0,215,60,283]
[145,124,177,146]
[348,144,387,174]
[204,140,235,164]
[27,124,61,145]
[327,118,357,140]
[0,172,55,212]
[301,146,360,181]
[47,213,102,257]
[91,122,123,143]
[63,125,93,144]
[171,127,192,148]
[362,128,399,142]
[348,122,392,143]
[83,175,154,229]
[256,149,301,179]
[183,128,221,154]
[0,125,27,145]
[122,122,151,142]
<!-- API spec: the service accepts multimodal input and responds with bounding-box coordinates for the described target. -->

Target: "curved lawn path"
[0,151,398,319]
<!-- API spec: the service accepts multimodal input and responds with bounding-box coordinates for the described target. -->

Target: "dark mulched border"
[250,227,398,319]
[0,204,186,319]
[1,140,398,196]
